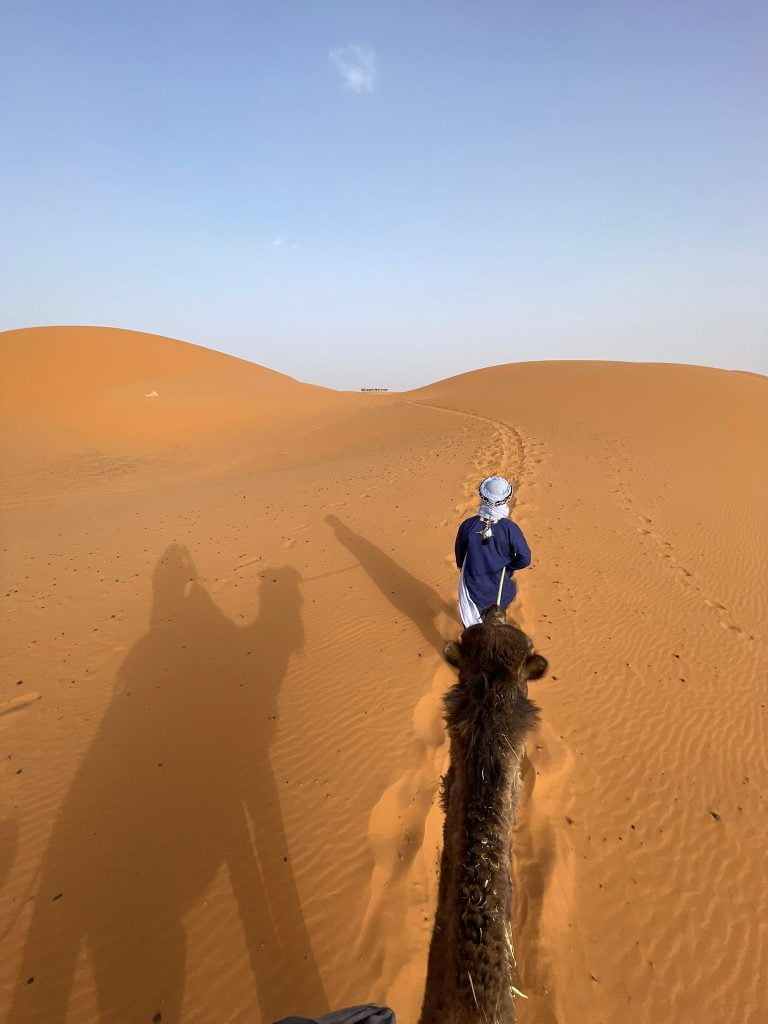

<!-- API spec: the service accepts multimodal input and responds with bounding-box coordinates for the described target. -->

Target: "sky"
[1,0,766,389]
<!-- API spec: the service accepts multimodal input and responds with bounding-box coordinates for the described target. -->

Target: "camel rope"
[496,566,506,606]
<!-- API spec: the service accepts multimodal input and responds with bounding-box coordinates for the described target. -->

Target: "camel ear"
[443,640,462,668]
[523,653,548,681]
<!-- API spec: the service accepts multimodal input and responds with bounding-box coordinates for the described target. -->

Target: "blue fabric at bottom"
[273,1005,396,1024]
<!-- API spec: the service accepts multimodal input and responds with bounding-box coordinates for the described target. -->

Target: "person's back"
[454,476,531,626]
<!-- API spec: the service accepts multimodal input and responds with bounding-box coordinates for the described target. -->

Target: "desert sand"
[1,325,766,1024]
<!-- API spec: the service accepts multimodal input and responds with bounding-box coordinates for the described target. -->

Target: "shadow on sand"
[325,514,454,652]
[8,544,328,1024]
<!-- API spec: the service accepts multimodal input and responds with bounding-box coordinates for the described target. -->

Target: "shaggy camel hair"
[419,605,548,1024]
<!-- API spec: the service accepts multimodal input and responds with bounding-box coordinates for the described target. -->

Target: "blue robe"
[455,516,531,612]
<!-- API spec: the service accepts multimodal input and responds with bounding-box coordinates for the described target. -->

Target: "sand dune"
[1,327,766,1024]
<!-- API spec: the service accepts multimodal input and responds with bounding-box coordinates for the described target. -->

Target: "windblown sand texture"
[1,326,766,1024]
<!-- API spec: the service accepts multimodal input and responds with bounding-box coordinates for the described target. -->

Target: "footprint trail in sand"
[357,400,571,1023]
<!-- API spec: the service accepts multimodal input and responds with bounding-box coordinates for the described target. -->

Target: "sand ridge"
[1,327,767,1023]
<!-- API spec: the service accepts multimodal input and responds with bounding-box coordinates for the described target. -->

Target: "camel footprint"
[632,509,755,640]
[406,399,526,497]
[704,600,755,640]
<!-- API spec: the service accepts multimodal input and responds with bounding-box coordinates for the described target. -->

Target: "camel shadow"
[7,545,328,1024]
[324,514,454,653]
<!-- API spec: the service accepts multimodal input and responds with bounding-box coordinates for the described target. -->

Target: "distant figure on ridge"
[455,476,531,627]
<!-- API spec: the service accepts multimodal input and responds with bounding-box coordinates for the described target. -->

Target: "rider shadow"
[325,514,454,652]
[8,545,328,1024]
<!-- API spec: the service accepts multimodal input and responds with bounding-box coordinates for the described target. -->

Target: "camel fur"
[419,605,548,1024]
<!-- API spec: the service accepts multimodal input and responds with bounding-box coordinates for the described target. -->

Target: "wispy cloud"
[329,43,377,93]
[271,236,300,251]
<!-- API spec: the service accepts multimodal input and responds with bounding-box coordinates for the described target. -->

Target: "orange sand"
[1,326,766,1024]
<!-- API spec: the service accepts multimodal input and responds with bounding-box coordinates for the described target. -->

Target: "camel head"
[443,604,548,691]
[479,603,506,626]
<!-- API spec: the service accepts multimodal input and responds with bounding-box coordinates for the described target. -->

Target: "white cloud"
[329,44,377,93]
[270,236,300,252]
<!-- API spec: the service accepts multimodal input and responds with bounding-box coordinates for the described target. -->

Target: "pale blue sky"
[1,0,766,389]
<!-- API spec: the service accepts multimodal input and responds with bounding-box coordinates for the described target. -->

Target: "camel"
[419,605,548,1024]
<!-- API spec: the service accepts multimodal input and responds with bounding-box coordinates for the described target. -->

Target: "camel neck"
[419,738,525,1024]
